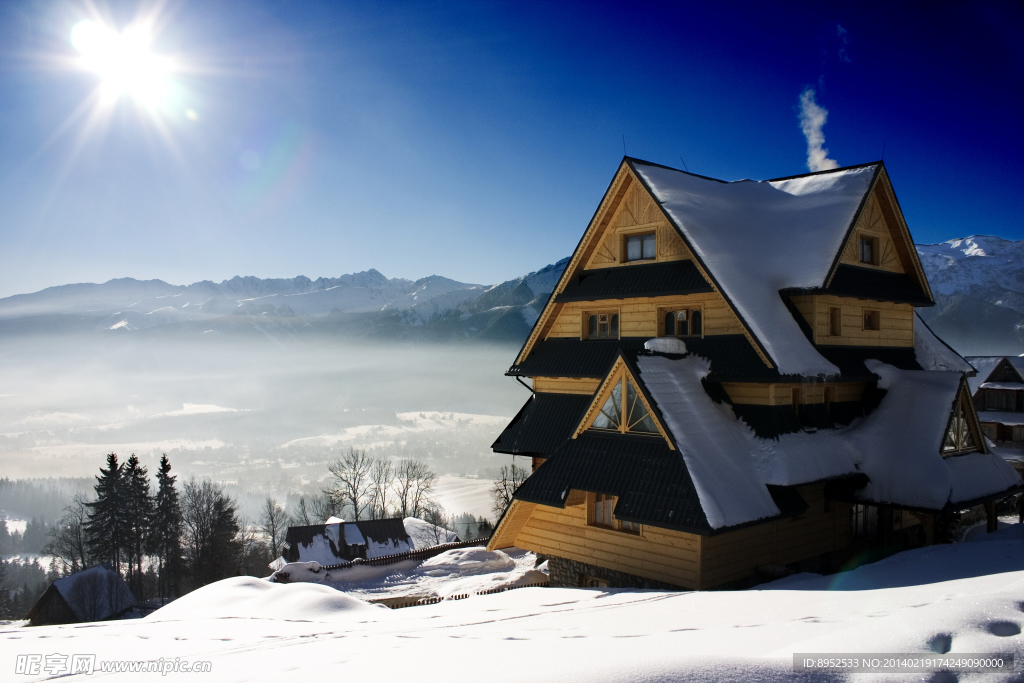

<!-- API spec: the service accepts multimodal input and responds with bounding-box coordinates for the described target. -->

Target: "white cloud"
[154,403,245,418]
[798,87,839,172]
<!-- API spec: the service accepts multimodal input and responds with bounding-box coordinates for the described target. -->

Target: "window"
[625,233,656,262]
[1014,426,1024,442]
[662,308,703,337]
[591,376,659,434]
[859,236,877,265]
[589,492,641,534]
[985,390,1013,411]
[829,307,842,337]
[791,388,801,416]
[825,386,837,417]
[585,312,619,339]
[850,503,877,540]
[580,574,609,588]
[863,309,880,331]
[942,390,980,456]
[981,424,997,440]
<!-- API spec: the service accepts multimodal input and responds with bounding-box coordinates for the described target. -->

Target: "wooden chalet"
[965,355,1024,475]
[487,158,1024,590]
[26,565,136,626]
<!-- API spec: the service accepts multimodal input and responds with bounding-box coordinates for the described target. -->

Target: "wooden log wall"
[720,382,865,406]
[545,292,745,340]
[790,295,914,347]
[533,377,602,395]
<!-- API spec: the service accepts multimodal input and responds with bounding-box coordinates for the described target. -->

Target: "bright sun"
[71,20,172,106]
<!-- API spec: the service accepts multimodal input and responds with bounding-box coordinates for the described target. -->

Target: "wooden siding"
[533,377,601,395]
[790,294,914,347]
[700,484,851,588]
[510,496,702,589]
[545,292,745,340]
[837,189,905,274]
[721,382,865,406]
[584,182,693,269]
[488,500,538,551]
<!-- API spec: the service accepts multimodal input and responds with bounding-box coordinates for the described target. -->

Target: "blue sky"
[0,1,1021,297]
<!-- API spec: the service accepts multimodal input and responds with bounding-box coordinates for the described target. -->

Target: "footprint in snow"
[984,620,1021,637]
[927,633,952,654]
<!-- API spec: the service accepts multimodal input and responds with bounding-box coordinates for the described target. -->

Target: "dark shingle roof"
[509,337,650,378]
[554,260,712,303]
[800,264,933,306]
[492,392,593,457]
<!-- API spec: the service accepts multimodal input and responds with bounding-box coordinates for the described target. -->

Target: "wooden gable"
[572,356,675,448]
[828,166,933,300]
[942,379,988,457]
[984,358,1024,385]
[514,161,770,370]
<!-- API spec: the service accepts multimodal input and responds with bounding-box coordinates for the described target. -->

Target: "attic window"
[863,309,880,331]
[859,236,877,265]
[662,308,703,337]
[625,233,656,262]
[586,312,619,339]
[591,376,658,435]
[942,390,980,456]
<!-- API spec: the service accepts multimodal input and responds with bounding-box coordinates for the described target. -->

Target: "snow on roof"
[980,382,1024,390]
[976,411,1024,426]
[965,356,1006,393]
[634,352,1021,528]
[631,161,878,376]
[52,565,136,622]
[914,313,974,374]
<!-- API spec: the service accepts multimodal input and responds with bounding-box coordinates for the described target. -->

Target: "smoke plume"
[798,87,839,172]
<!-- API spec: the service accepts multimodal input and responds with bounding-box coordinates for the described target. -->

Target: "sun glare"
[71,20,173,106]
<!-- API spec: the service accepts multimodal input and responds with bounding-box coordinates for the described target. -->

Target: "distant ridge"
[1,235,1021,354]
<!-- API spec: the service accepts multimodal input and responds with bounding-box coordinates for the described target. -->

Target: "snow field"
[3,525,1024,682]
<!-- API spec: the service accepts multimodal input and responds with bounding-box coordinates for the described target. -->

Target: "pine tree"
[0,559,11,619]
[122,454,153,601]
[149,455,182,601]
[84,453,126,572]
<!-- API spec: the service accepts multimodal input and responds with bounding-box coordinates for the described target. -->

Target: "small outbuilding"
[26,565,136,626]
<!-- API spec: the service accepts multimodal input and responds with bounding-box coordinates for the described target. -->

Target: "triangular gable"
[941,378,987,456]
[573,355,675,448]
[514,159,771,371]
[824,165,933,302]
[983,357,1024,385]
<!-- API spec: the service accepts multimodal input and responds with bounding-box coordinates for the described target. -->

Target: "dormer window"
[859,236,877,265]
[625,233,656,262]
[661,307,703,337]
[586,311,619,339]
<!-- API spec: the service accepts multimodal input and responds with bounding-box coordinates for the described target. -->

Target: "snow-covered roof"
[976,411,1024,426]
[979,382,1024,390]
[49,565,136,622]
[631,160,879,376]
[914,313,974,373]
[632,352,1021,529]
[966,356,1005,393]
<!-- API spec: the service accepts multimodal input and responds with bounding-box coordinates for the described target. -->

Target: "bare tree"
[394,459,437,518]
[491,463,529,520]
[180,478,241,589]
[308,494,341,524]
[368,459,393,519]
[423,506,451,547]
[259,498,288,557]
[324,448,374,521]
[44,494,90,574]
[291,497,313,526]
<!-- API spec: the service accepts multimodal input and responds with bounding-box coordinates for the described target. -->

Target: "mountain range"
[1,235,1021,355]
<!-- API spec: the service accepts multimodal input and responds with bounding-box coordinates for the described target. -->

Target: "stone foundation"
[547,555,683,590]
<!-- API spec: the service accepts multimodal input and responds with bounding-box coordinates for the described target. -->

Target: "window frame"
[623,232,657,263]
[828,306,842,337]
[859,235,878,265]
[863,309,881,331]
[587,492,641,535]
[941,388,982,457]
[582,309,620,340]
[659,306,704,338]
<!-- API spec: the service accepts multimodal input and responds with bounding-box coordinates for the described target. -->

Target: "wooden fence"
[372,581,549,610]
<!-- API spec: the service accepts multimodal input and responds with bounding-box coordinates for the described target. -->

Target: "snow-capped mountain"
[0,258,570,343]
[916,236,1024,355]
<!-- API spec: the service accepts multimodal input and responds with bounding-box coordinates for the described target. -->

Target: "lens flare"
[71,20,173,107]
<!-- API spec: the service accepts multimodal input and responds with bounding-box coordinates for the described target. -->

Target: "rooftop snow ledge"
[644,337,688,355]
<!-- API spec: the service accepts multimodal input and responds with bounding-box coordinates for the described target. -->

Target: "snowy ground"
[4,524,1024,682]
